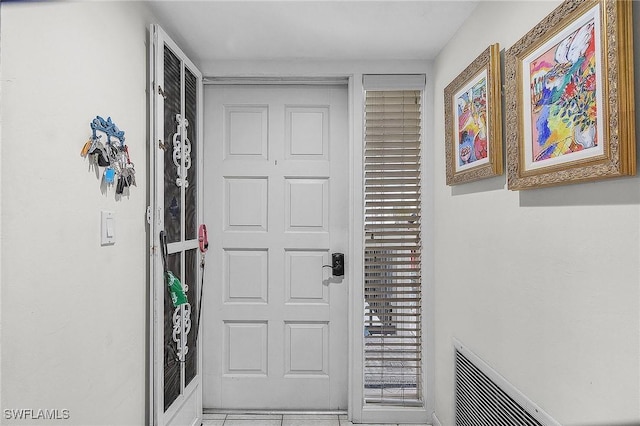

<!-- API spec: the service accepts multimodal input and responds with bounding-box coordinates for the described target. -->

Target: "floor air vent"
[454,340,560,426]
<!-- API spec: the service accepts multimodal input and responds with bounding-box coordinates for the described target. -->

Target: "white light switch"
[101,211,115,245]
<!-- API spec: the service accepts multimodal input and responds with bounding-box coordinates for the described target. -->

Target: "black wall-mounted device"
[331,253,344,277]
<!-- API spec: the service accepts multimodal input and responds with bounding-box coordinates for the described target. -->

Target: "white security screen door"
[202,84,349,410]
[150,25,203,426]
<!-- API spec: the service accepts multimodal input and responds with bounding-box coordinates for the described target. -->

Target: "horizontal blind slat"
[365,221,421,228]
[365,260,420,266]
[364,135,421,143]
[365,177,421,185]
[365,104,420,113]
[366,171,420,178]
[365,246,421,252]
[365,184,420,191]
[365,163,421,171]
[364,283,422,289]
[365,141,421,149]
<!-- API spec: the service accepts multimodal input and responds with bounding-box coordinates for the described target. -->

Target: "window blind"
[364,89,423,406]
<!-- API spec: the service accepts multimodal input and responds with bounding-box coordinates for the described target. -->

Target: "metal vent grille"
[454,342,560,426]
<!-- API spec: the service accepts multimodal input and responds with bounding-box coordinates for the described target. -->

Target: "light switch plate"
[101,210,115,246]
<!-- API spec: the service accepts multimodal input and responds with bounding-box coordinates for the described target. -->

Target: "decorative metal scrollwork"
[172,302,192,362]
[172,114,192,188]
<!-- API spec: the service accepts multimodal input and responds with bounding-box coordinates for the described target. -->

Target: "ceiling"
[147,1,479,65]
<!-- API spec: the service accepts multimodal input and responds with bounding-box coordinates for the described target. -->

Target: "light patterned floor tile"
[282,419,340,426]
[283,414,339,420]
[226,414,283,420]
[224,420,282,426]
[339,423,397,426]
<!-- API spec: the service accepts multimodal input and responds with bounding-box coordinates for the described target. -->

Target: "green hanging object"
[166,270,188,307]
[160,231,188,307]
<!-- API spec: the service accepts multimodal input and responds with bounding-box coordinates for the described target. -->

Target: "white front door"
[202,84,349,410]
[150,25,203,426]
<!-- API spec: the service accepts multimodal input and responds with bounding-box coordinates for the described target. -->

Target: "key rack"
[81,116,136,196]
[90,116,125,147]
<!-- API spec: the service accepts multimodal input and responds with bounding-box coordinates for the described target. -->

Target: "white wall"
[1,2,153,425]
[5,2,637,425]
[433,2,640,426]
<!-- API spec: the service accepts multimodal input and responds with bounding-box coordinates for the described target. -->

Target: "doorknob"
[323,253,344,277]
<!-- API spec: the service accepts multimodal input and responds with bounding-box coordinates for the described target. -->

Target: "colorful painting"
[528,19,598,163]
[505,0,636,190]
[444,44,502,185]
[455,74,489,169]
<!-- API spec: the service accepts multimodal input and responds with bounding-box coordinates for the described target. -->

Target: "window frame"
[351,74,431,424]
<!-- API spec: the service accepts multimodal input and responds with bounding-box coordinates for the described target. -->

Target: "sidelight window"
[363,82,423,407]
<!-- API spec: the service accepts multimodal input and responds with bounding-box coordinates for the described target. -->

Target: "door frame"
[148,24,205,426]
[148,71,431,423]
[199,75,362,419]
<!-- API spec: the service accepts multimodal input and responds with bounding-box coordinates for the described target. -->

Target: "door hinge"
[158,85,167,99]
[146,206,153,225]
[158,140,166,151]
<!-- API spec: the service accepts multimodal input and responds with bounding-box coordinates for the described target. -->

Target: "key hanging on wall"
[80,116,136,195]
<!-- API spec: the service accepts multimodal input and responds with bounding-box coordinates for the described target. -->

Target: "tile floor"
[202,412,429,426]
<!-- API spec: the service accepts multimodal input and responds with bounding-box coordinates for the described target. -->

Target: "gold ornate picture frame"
[444,44,503,185]
[505,0,635,190]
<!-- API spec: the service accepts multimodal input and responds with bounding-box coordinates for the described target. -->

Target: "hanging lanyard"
[194,224,208,346]
[159,230,169,274]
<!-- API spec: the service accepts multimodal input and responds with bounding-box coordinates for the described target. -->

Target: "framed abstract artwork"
[505,0,635,190]
[444,44,503,185]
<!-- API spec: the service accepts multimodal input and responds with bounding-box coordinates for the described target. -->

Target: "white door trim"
[203,76,350,86]
[347,74,363,423]
[195,74,362,420]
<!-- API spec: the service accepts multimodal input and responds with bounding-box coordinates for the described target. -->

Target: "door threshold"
[204,409,347,416]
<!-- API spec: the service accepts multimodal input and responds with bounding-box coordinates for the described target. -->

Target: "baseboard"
[432,412,442,426]
[203,409,347,416]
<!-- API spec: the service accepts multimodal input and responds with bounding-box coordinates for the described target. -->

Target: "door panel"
[163,252,182,411]
[184,248,200,387]
[184,68,199,240]
[163,45,183,245]
[203,84,348,410]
